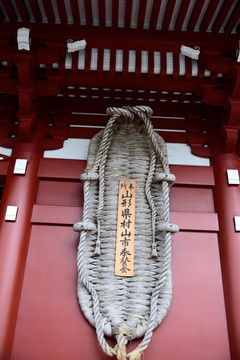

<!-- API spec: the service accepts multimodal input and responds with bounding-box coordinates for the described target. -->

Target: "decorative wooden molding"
[186,111,211,159]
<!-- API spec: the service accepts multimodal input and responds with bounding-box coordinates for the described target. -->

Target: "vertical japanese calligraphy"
[115,180,136,277]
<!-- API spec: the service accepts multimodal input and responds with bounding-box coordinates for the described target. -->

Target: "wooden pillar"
[0,129,44,359]
[0,39,63,359]
[210,114,240,360]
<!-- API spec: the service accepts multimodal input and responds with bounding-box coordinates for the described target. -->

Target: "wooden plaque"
[115,180,136,277]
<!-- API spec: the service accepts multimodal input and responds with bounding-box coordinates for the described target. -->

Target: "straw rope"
[75,106,179,359]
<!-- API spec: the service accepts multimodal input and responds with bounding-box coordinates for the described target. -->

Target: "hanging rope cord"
[122,106,172,360]
[77,108,133,358]
[77,106,173,360]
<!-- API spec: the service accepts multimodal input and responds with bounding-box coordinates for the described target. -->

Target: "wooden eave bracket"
[219,63,240,154]
[224,98,240,126]
[190,145,212,158]
[200,50,233,74]
[43,136,67,151]
[0,42,64,66]
[230,64,240,97]
[0,41,64,142]
[199,82,227,107]
[17,112,37,141]
[220,101,240,154]
[43,108,70,151]
[0,77,62,98]
[0,135,15,149]
[221,124,239,153]
[186,112,211,159]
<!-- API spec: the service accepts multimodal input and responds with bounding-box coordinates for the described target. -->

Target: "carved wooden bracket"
[17,112,37,141]
[43,107,70,151]
[196,55,240,154]
[198,52,233,108]
[0,40,65,143]
[220,65,240,153]
[229,64,240,97]
[224,98,240,126]
[17,53,32,86]
[16,54,36,141]
[199,83,227,107]
[200,51,233,75]
[221,124,239,153]
[186,111,211,159]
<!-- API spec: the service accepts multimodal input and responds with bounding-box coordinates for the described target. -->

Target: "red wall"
[7,158,230,360]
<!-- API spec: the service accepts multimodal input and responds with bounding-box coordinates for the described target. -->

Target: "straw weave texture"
[75,106,178,360]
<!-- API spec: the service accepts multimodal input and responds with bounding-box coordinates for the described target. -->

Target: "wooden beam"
[187,0,205,31]
[0,23,238,55]
[15,0,30,23]
[200,0,220,32]
[137,0,148,29]
[211,0,236,33]
[149,0,162,30]
[42,0,55,24]
[175,0,192,31]
[63,70,202,91]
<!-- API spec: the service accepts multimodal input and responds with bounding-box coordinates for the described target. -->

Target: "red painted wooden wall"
[1,0,240,358]
[6,157,230,359]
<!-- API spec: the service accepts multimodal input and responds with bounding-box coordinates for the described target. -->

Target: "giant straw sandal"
[74,106,179,360]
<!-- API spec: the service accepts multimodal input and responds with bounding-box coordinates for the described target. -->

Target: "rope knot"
[116,333,128,360]
[157,222,179,233]
[136,105,153,116]
[80,171,99,182]
[73,221,96,232]
[154,172,176,185]
[106,107,134,122]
